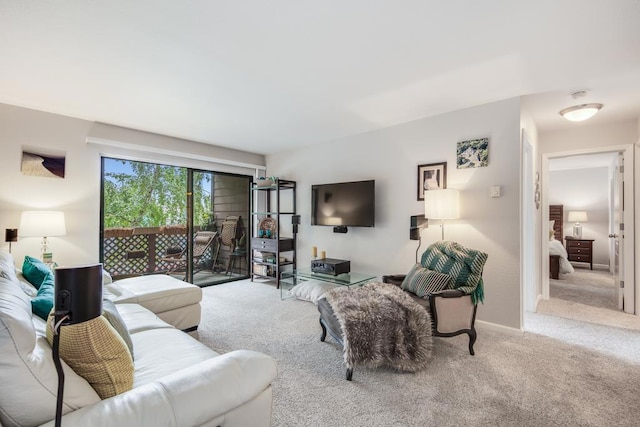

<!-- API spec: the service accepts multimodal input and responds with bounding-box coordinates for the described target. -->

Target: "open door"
[611,153,623,310]
[612,147,635,314]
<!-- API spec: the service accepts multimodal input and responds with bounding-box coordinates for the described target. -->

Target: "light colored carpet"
[192,279,640,427]
[539,268,640,331]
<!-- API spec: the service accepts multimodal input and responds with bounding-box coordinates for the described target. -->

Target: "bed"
[549,204,574,279]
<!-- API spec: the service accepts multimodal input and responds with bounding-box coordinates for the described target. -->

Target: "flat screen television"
[311,180,375,228]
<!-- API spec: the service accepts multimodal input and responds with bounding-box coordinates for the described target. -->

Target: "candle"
[312,246,317,258]
[321,250,326,259]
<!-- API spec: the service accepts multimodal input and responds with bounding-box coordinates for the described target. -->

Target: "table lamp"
[19,211,66,261]
[52,264,103,427]
[424,189,460,241]
[567,211,588,238]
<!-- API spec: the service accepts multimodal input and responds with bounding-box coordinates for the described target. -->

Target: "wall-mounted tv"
[311,180,375,229]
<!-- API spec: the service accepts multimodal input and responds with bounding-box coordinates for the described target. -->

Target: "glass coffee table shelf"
[280,268,377,300]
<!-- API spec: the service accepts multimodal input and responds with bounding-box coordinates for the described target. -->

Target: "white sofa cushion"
[107,275,202,313]
[131,327,219,387]
[114,303,174,334]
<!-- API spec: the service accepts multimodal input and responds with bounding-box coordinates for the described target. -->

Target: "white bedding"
[549,239,575,274]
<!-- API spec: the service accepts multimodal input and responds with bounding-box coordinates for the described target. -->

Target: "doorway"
[537,146,637,329]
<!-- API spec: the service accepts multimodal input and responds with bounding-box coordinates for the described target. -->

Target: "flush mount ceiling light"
[559,103,603,121]
[559,91,603,122]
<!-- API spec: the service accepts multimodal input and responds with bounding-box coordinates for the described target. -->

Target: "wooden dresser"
[564,237,594,270]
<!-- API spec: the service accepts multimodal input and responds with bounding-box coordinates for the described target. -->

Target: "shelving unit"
[249,179,297,288]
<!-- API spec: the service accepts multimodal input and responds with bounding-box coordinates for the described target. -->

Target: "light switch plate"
[490,186,501,198]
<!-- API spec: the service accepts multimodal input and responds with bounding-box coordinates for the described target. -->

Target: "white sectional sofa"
[0,251,277,427]
[103,274,203,332]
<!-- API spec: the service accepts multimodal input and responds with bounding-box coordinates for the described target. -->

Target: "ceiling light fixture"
[559,103,603,122]
[559,91,603,122]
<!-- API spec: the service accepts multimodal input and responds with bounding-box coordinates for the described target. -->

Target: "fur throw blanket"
[323,282,433,372]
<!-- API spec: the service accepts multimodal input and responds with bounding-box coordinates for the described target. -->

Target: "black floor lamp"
[52,264,103,427]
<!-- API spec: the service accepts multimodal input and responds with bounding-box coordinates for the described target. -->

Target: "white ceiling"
[1,1,639,155]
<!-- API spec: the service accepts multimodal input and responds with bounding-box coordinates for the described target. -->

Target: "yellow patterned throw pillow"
[46,314,134,399]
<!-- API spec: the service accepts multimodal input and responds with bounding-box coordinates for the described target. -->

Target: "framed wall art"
[21,150,66,178]
[417,162,446,201]
[457,137,488,169]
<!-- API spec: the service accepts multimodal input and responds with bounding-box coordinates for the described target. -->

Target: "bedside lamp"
[425,189,459,241]
[19,211,66,261]
[52,264,103,427]
[568,211,588,238]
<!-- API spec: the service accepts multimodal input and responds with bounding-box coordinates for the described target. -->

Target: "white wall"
[549,167,610,267]
[267,97,522,329]
[0,103,265,267]
[520,106,541,314]
[539,120,638,153]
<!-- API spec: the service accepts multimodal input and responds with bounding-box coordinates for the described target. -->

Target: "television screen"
[311,180,375,227]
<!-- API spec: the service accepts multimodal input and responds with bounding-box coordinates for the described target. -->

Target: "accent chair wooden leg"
[468,329,477,356]
[346,368,353,381]
[319,318,327,342]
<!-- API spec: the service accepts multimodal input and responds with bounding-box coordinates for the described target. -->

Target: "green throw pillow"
[102,299,135,359]
[22,256,50,290]
[401,264,452,299]
[31,271,55,320]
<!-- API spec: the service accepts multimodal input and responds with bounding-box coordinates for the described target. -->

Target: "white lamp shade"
[424,189,460,220]
[19,211,67,237]
[567,211,588,223]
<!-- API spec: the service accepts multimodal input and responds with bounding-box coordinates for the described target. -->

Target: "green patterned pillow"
[420,241,488,304]
[401,264,452,298]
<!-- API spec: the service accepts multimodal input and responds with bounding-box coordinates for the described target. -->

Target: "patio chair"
[212,216,243,272]
[160,230,218,280]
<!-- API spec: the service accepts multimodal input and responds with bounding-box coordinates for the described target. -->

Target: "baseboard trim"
[476,320,524,336]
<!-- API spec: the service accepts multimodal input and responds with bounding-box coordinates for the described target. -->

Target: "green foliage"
[103,160,213,228]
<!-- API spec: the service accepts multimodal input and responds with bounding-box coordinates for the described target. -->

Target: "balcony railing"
[103,226,222,279]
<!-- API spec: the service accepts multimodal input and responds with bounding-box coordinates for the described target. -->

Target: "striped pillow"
[401,264,452,298]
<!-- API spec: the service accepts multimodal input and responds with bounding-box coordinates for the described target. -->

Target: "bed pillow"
[401,264,452,298]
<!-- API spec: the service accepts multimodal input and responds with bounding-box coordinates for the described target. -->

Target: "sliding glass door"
[100,157,250,286]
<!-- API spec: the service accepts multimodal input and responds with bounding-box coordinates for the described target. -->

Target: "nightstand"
[564,237,594,270]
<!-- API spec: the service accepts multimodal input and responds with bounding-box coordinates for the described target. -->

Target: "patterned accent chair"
[383,241,488,355]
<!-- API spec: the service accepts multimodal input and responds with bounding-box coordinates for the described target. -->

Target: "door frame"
[541,144,636,315]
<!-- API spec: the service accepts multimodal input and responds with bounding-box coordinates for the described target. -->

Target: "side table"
[280,268,377,300]
[564,237,594,270]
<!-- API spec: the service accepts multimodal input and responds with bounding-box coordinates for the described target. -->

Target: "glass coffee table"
[280,268,377,299]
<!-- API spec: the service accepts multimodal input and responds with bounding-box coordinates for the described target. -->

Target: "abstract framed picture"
[21,151,65,178]
[417,162,446,201]
[457,137,489,169]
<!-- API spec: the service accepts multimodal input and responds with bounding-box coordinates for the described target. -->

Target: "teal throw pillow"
[102,299,135,359]
[401,264,452,299]
[22,256,51,290]
[31,271,55,320]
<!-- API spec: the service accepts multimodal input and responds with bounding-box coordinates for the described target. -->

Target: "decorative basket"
[256,176,278,187]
